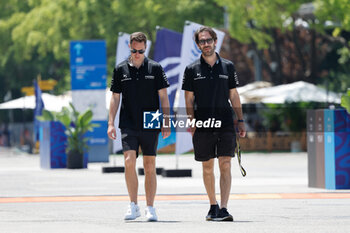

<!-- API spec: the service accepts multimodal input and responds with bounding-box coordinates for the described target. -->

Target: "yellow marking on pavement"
[0,193,349,204]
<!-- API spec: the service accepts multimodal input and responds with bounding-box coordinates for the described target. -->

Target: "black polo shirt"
[110,57,169,130]
[182,53,239,129]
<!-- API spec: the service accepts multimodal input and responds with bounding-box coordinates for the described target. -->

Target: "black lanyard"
[235,138,247,177]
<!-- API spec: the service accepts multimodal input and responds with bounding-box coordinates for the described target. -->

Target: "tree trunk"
[272,28,283,84]
[310,20,317,83]
[292,20,307,80]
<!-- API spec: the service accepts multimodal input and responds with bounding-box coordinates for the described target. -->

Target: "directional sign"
[70,40,108,163]
[21,87,34,96]
[39,80,57,90]
[70,41,107,90]
[74,43,83,56]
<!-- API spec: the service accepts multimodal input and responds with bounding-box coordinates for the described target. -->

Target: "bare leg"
[218,156,232,208]
[124,150,138,204]
[143,156,157,206]
[202,159,217,205]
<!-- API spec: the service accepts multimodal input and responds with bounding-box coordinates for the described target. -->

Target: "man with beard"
[108,32,170,221]
[182,26,246,221]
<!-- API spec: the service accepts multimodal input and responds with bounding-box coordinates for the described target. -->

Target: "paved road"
[0,147,349,233]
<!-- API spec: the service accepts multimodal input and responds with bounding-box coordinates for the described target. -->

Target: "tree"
[216,0,349,90]
[0,0,224,104]
[216,0,313,84]
[314,0,350,67]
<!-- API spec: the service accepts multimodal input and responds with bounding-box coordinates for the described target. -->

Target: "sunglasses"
[130,49,145,54]
[198,38,214,45]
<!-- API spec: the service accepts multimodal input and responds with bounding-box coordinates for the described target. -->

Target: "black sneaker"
[206,204,220,221]
[215,208,234,221]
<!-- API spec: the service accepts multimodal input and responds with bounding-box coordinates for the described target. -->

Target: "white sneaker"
[124,202,141,220]
[145,206,158,222]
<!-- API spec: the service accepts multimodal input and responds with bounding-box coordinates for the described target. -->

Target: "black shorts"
[121,128,160,157]
[192,129,236,161]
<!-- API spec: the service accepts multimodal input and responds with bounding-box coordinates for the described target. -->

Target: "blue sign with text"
[85,121,108,145]
[70,41,107,90]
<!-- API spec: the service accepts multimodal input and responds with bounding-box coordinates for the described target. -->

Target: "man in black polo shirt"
[182,26,246,221]
[108,32,170,222]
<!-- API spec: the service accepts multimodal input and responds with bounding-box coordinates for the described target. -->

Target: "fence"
[157,131,307,154]
[239,131,307,152]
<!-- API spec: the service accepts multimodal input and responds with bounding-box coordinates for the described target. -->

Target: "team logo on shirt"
[143,110,162,129]
[219,75,228,79]
[194,73,206,81]
[121,74,131,82]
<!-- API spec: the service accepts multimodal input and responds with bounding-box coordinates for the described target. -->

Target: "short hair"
[130,32,147,45]
[194,26,217,44]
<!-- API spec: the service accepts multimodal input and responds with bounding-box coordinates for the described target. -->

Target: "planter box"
[40,121,67,169]
[39,121,88,169]
[324,109,350,189]
[307,109,350,189]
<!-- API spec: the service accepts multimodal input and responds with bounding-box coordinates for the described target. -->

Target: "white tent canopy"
[237,81,272,104]
[0,90,111,112]
[0,81,341,112]
[237,81,272,95]
[242,81,341,104]
[0,93,71,112]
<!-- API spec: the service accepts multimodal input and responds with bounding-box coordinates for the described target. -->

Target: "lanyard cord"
[236,138,247,177]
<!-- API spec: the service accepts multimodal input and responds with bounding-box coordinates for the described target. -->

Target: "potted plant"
[37,103,98,169]
[341,89,350,114]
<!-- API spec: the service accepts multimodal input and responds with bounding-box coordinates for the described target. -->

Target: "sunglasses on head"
[198,38,214,45]
[130,49,145,54]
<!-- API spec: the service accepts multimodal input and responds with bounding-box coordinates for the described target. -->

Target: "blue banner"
[34,80,44,142]
[70,40,108,162]
[70,41,107,90]
[153,28,182,149]
[85,121,108,145]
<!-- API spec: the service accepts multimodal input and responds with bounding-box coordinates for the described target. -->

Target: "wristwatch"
[238,119,244,123]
